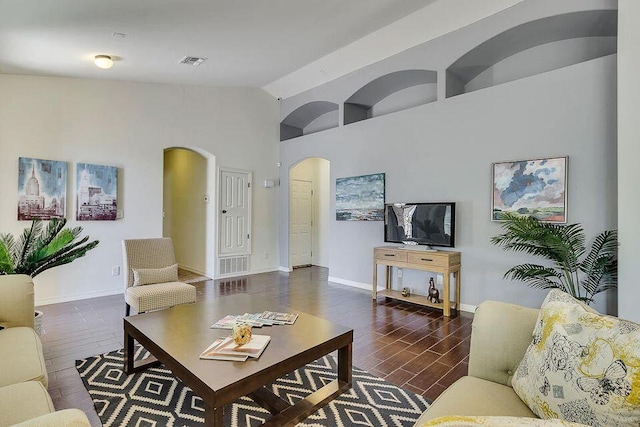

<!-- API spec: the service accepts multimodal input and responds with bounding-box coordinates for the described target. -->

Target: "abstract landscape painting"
[18,157,67,220]
[336,173,385,221]
[76,163,118,221]
[492,156,567,222]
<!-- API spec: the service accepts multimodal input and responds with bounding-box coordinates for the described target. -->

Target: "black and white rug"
[76,347,429,426]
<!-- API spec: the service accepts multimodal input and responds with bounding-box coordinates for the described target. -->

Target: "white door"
[291,179,313,267]
[219,169,251,256]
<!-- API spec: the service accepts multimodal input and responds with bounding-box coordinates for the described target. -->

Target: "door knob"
[222,210,227,213]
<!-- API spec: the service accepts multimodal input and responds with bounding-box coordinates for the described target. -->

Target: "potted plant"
[491,213,617,305]
[0,219,99,334]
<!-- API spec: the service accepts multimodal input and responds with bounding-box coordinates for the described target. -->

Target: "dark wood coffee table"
[123,294,353,426]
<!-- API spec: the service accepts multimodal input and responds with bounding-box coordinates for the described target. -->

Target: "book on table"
[259,311,298,325]
[210,311,298,329]
[199,335,271,361]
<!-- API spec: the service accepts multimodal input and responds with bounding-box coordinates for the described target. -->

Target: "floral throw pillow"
[512,290,640,427]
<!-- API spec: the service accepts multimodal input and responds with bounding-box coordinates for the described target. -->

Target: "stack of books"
[210,311,298,329]
[199,335,271,362]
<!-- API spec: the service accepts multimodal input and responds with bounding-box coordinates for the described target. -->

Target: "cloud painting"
[336,173,385,221]
[492,157,567,222]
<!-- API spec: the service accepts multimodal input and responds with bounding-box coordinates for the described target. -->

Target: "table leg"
[372,261,378,300]
[204,402,223,427]
[124,327,135,375]
[443,272,451,317]
[455,269,461,313]
[338,342,352,385]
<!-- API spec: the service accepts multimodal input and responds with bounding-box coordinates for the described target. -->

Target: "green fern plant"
[0,219,99,278]
[491,213,617,304]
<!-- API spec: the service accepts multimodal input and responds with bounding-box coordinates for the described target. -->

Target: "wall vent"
[179,56,207,66]
[218,255,249,275]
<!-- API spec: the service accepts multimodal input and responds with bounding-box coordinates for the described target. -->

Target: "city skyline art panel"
[18,157,67,220]
[76,163,118,221]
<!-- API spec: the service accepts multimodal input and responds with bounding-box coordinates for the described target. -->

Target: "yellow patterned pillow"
[512,290,640,426]
[419,415,588,426]
[132,263,179,286]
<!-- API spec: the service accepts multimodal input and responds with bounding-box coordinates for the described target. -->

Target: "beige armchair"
[0,275,90,426]
[122,238,197,315]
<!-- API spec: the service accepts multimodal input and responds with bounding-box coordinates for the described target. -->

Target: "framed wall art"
[18,157,67,220]
[76,163,118,221]
[336,173,385,221]
[491,156,567,223]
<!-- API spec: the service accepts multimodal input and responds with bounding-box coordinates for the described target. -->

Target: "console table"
[372,246,461,316]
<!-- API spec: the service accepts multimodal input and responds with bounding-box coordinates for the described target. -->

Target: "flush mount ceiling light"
[94,55,114,69]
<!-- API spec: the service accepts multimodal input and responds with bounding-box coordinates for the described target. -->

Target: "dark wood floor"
[39,266,472,426]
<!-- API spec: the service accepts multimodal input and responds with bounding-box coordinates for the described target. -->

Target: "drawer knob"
[421,258,433,262]
[384,254,395,257]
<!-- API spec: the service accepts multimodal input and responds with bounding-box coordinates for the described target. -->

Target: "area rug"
[76,347,429,426]
[177,268,211,284]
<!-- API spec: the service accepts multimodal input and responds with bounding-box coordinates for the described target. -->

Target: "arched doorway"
[289,158,330,268]
[163,147,216,277]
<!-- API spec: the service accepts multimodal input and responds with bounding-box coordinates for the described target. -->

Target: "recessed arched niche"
[446,10,617,98]
[280,101,339,141]
[344,69,437,125]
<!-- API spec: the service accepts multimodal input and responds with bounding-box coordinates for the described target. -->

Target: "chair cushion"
[11,409,91,427]
[417,415,588,426]
[125,281,196,313]
[414,376,536,425]
[0,381,54,426]
[0,327,47,388]
[512,289,640,427]
[132,263,178,286]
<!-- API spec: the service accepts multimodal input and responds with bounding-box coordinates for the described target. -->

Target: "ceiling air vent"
[179,56,207,66]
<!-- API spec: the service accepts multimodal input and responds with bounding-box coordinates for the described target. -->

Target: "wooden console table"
[372,246,461,316]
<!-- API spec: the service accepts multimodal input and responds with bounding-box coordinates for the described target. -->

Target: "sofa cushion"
[132,263,179,286]
[11,409,91,427]
[417,415,588,426]
[512,289,640,427]
[0,327,47,388]
[414,376,536,425]
[0,381,54,426]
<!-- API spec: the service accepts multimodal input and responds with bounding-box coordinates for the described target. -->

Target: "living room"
[1,0,639,426]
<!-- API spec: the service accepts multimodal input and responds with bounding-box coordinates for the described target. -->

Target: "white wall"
[0,74,279,305]
[163,148,207,274]
[278,0,618,313]
[617,0,640,322]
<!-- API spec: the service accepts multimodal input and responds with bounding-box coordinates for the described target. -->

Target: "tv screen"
[384,202,455,248]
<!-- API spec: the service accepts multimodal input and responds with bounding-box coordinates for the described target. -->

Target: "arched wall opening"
[289,158,330,269]
[163,147,216,277]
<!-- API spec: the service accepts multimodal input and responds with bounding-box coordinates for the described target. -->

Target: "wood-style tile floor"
[39,266,473,426]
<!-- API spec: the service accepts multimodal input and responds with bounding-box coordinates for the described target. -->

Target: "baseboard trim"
[178,264,206,276]
[36,288,123,307]
[279,266,293,273]
[459,303,477,313]
[215,267,280,280]
[327,276,375,292]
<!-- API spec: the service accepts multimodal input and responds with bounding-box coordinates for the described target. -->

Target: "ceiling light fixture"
[94,55,114,69]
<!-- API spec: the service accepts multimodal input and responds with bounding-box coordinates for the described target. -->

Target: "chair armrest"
[11,409,91,426]
[468,300,539,387]
[0,274,35,328]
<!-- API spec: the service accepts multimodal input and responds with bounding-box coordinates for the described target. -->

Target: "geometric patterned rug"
[76,347,429,426]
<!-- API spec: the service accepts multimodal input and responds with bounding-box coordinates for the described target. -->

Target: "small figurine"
[232,323,252,346]
[428,278,440,303]
[401,287,411,297]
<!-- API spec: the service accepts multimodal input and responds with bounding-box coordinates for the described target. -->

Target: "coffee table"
[123,294,353,426]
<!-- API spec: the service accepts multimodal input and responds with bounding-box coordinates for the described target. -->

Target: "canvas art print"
[18,157,67,220]
[76,163,118,221]
[492,156,567,222]
[336,173,385,221]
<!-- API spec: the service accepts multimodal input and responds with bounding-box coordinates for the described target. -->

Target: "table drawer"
[407,252,455,268]
[374,248,408,263]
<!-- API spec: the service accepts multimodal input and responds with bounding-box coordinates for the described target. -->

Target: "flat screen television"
[384,202,456,248]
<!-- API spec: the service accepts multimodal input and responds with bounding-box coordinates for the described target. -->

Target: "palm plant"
[0,219,99,278]
[491,213,617,304]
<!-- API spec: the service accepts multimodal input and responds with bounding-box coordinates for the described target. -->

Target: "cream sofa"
[0,274,90,427]
[415,300,541,424]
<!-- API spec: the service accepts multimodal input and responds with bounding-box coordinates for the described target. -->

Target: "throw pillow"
[512,289,640,427]
[419,415,588,426]
[132,264,179,286]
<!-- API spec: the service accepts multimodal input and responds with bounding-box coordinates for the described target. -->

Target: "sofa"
[0,274,91,427]
[415,291,640,426]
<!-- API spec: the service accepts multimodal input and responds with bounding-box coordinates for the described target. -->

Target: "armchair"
[122,238,197,315]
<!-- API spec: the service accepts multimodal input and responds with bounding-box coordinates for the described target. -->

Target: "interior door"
[291,179,313,267]
[219,169,251,256]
